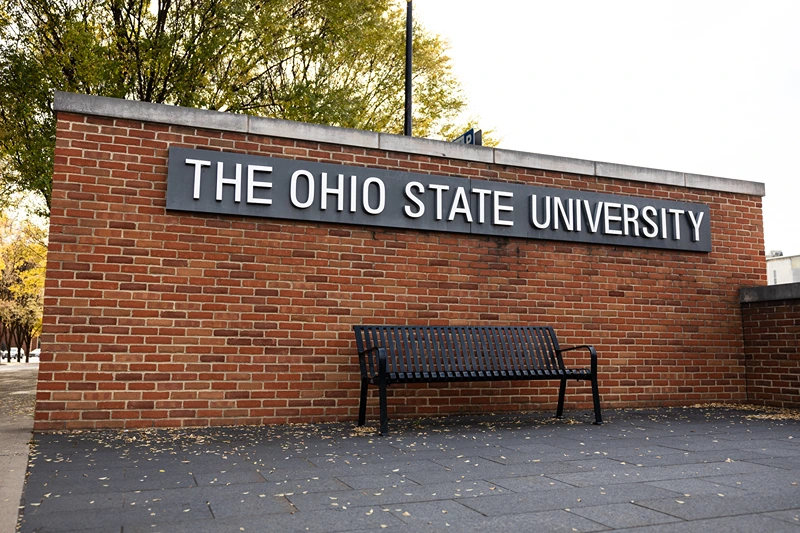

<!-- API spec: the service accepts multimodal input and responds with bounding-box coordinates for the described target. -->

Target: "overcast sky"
[415,0,799,256]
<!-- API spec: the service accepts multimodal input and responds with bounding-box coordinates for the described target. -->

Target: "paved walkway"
[16,404,800,532]
[0,363,38,533]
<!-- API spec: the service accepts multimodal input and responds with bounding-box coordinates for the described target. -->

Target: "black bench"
[353,325,602,434]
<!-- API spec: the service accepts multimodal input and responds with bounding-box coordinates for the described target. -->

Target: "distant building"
[767,251,800,285]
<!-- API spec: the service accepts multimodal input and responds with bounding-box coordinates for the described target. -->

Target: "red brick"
[36,111,767,430]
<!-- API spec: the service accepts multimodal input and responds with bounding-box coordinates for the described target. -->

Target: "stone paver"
[15,406,800,532]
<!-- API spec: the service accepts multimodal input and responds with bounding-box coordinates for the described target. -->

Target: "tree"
[0,211,46,362]
[1,0,490,213]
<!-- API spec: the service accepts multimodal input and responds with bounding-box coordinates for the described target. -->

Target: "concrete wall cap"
[740,283,800,303]
[248,115,379,149]
[379,132,494,163]
[685,173,766,196]
[53,92,765,197]
[55,91,249,133]
[493,149,595,176]
[596,161,685,187]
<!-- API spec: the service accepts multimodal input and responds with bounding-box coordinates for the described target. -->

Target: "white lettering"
[290,170,315,208]
[185,159,210,200]
[642,206,659,238]
[531,195,551,229]
[429,184,449,220]
[216,162,242,202]
[362,177,385,215]
[404,182,425,218]
[688,211,705,242]
[350,175,357,212]
[669,208,684,240]
[494,191,514,226]
[623,204,639,236]
[246,165,272,205]
[554,197,574,231]
[178,153,710,252]
[472,188,492,224]
[584,201,603,233]
[603,202,622,235]
[448,187,473,222]
[321,173,345,211]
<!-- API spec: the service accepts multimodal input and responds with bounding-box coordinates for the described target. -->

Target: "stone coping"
[54,91,765,197]
[740,282,800,303]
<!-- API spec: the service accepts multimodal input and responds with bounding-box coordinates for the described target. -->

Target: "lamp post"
[404,0,412,136]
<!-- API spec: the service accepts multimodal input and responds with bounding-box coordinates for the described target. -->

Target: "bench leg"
[358,379,368,426]
[378,383,389,436]
[591,373,603,425]
[555,378,567,418]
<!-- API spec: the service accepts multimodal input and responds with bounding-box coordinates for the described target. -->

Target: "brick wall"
[741,284,800,408]
[35,95,767,430]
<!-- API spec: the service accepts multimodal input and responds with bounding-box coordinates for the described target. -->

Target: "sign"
[451,128,482,146]
[166,147,711,252]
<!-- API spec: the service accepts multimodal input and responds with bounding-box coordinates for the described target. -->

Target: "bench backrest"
[353,326,565,376]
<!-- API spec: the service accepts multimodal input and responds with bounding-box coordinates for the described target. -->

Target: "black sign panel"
[166,147,712,252]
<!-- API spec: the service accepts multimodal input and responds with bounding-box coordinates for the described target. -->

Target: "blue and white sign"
[451,128,482,146]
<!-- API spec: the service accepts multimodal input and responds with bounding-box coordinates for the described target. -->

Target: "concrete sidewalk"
[0,363,38,533]
[16,404,800,533]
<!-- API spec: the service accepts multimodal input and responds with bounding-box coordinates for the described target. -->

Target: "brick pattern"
[742,298,800,408]
[34,112,766,429]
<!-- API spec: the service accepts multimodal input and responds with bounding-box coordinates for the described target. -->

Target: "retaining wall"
[35,92,766,429]
[741,283,800,408]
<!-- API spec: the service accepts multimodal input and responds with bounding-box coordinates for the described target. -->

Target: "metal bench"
[353,325,602,434]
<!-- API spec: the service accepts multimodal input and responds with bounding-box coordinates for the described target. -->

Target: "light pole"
[404,0,412,136]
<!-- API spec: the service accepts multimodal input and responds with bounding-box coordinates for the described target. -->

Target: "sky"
[414,0,800,256]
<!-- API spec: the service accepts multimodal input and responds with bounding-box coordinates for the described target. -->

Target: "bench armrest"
[557,345,598,375]
[358,346,387,380]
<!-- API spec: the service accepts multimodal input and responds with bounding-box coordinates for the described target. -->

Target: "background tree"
[0,211,47,362]
[1,0,493,213]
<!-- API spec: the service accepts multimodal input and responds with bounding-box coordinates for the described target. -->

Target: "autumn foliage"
[0,212,46,362]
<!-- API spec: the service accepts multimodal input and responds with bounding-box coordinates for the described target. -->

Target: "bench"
[353,325,602,435]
